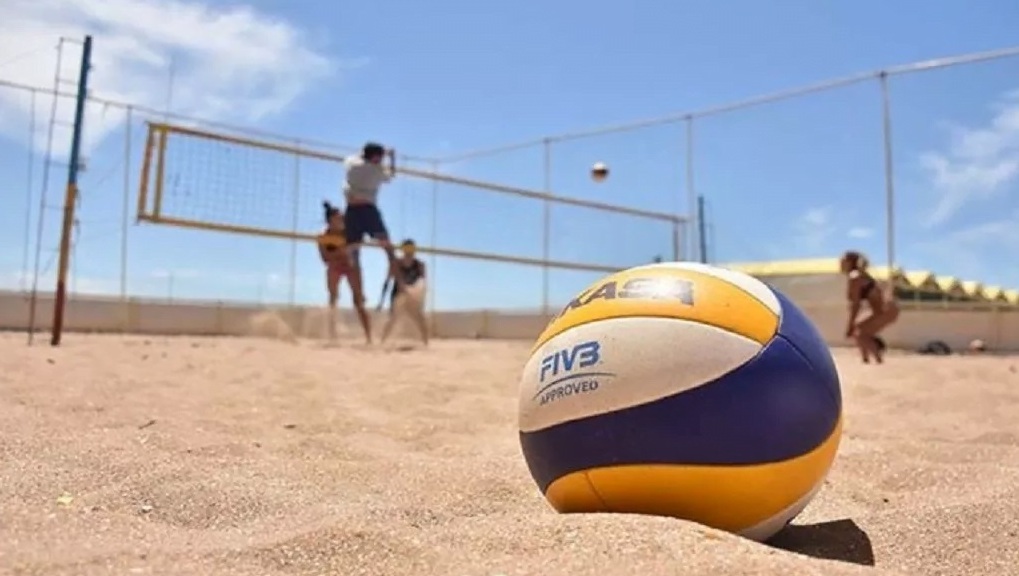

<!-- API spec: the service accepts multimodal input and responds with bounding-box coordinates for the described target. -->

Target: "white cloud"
[847,226,873,239]
[760,206,843,259]
[911,210,1019,285]
[919,90,1019,228]
[0,0,338,157]
[791,206,835,249]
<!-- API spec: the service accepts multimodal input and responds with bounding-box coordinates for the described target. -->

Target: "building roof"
[723,258,906,280]
[722,258,842,276]
[935,276,962,292]
[904,270,939,292]
[984,285,1006,301]
[720,257,1016,305]
[960,280,984,297]
[1005,290,1019,304]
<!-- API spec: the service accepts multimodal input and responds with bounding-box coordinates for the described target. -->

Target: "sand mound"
[2,334,1017,575]
[247,310,300,343]
[246,305,424,345]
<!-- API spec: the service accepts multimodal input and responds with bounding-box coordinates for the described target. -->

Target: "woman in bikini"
[841,250,899,364]
[378,239,429,346]
[317,201,372,343]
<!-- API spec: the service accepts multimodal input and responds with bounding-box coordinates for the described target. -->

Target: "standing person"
[317,201,372,343]
[343,142,405,302]
[841,250,899,364]
[379,239,429,346]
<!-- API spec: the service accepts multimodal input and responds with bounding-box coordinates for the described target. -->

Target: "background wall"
[3,284,1012,352]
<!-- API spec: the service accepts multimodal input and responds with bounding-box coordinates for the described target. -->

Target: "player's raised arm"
[385,148,396,180]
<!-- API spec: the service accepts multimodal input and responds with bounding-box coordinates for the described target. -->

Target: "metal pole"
[120,107,132,300]
[541,139,552,315]
[428,160,439,325]
[879,72,896,276]
[20,92,37,292]
[51,34,93,346]
[685,117,697,261]
[670,223,681,262]
[697,195,709,264]
[399,156,408,240]
[27,40,69,344]
[288,141,301,306]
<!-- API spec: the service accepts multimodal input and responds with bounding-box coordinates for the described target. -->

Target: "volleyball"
[590,162,609,182]
[517,261,842,542]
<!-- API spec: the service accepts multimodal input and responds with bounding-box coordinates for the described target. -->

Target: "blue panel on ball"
[772,287,842,409]
[520,327,842,492]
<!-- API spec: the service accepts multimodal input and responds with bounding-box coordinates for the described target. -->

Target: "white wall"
[2,289,1016,352]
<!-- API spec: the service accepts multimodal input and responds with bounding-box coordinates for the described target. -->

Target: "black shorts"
[344,204,389,264]
[344,203,389,245]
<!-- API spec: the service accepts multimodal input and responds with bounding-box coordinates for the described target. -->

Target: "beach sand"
[2,332,1018,575]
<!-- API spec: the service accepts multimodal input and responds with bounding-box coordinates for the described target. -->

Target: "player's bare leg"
[346,264,373,344]
[380,300,399,344]
[407,302,429,346]
[326,269,340,340]
[378,238,406,292]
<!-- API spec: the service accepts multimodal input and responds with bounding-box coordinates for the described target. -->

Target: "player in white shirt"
[342,142,406,311]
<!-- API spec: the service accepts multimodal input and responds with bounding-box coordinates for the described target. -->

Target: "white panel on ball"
[519,317,763,433]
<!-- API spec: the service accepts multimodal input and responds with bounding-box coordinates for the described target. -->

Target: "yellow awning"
[984,285,1006,302]
[960,280,985,298]
[904,270,939,292]
[722,258,842,277]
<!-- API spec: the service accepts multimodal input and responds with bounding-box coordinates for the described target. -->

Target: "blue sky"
[1,0,1018,310]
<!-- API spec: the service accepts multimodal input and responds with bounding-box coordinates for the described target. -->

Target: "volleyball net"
[136,122,687,312]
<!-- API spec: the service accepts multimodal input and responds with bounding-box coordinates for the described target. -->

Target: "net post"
[120,106,132,300]
[153,124,169,219]
[684,116,697,262]
[20,91,37,294]
[671,221,681,262]
[541,138,552,315]
[51,34,93,346]
[696,195,709,264]
[878,71,897,278]
[288,139,301,306]
[137,122,157,221]
[428,159,440,333]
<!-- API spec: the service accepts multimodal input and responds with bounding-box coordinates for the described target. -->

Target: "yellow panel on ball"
[545,416,842,539]
[533,262,781,351]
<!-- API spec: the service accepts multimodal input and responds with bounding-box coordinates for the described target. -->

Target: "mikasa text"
[551,276,695,321]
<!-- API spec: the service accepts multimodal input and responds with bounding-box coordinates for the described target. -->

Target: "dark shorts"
[344,203,389,244]
[344,203,389,264]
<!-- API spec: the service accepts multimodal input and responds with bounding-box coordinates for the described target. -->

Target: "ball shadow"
[768,519,875,566]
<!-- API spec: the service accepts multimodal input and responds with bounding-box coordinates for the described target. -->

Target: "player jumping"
[342,142,405,308]
[378,239,429,345]
[318,201,372,343]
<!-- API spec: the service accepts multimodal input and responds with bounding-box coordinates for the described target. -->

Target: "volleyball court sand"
[2,333,1018,576]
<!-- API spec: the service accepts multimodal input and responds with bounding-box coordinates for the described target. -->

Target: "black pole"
[696,195,708,264]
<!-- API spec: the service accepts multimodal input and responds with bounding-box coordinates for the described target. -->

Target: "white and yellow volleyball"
[517,261,842,542]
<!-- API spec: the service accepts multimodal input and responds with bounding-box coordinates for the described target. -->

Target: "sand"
[2,331,1018,576]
